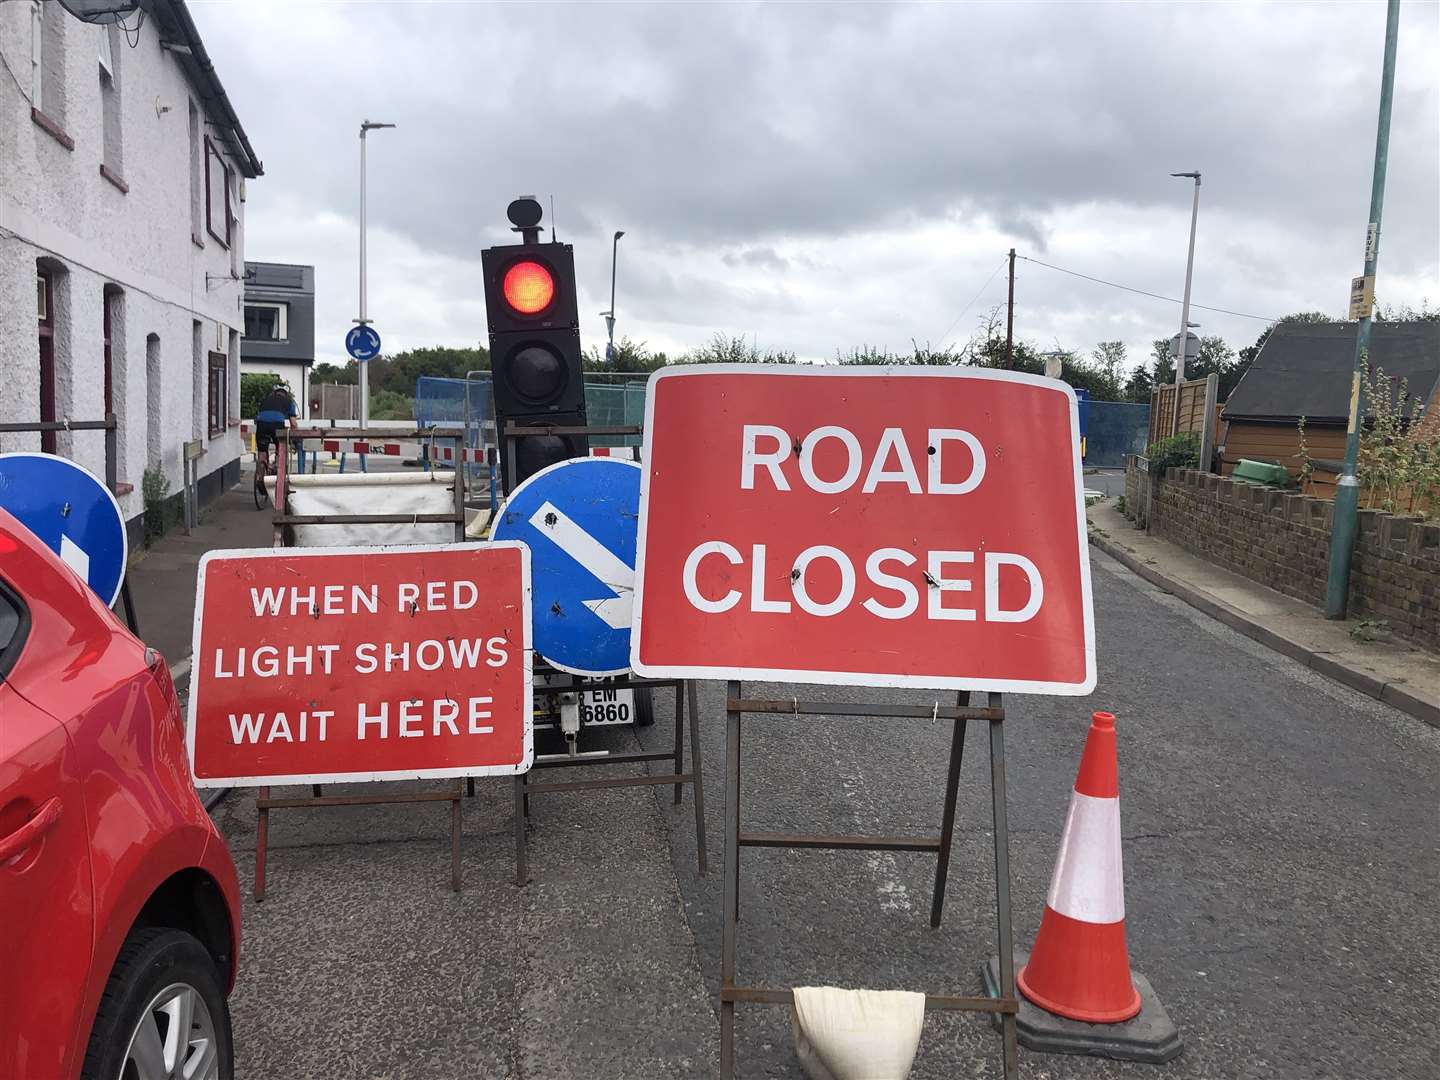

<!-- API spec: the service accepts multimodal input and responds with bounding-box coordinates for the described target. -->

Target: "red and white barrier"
[590,446,640,460]
[1016,711,1142,1024]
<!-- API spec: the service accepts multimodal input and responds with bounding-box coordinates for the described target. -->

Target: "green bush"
[141,464,172,543]
[241,372,288,419]
[369,389,415,421]
[1145,432,1200,477]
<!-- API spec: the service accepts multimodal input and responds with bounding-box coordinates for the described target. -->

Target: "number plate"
[533,674,635,728]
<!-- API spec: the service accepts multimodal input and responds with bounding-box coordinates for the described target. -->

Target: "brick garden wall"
[1122,459,1440,650]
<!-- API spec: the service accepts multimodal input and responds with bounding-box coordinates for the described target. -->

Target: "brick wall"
[1121,460,1440,649]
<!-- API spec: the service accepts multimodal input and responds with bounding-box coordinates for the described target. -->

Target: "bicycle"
[253,448,271,510]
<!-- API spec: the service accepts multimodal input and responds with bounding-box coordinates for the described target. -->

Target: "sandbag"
[791,986,926,1080]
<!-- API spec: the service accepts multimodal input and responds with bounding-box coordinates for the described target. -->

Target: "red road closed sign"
[187,543,533,786]
[631,366,1095,694]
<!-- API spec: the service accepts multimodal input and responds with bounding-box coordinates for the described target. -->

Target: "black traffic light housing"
[482,198,588,490]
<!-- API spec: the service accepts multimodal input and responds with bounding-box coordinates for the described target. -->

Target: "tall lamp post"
[1327,0,1401,620]
[358,119,395,429]
[604,230,625,366]
[1169,171,1201,435]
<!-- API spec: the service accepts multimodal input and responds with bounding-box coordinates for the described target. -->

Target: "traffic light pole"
[1326,0,1400,620]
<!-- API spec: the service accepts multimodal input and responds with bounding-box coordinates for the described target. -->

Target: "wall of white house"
[0,3,251,524]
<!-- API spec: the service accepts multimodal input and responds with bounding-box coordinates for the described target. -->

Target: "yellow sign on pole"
[1348,274,1375,320]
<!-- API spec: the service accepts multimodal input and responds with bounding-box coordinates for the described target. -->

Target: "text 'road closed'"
[632,367,1095,694]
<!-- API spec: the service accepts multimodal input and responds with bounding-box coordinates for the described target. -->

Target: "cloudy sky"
[193,1,1439,371]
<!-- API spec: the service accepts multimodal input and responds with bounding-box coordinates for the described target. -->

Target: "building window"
[36,1,66,126]
[37,271,55,454]
[103,289,114,416]
[189,100,202,241]
[205,139,231,247]
[244,303,288,342]
[208,352,228,438]
[99,26,123,180]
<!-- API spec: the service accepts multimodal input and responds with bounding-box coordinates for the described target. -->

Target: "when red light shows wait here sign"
[631,366,1095,694]
[187,544,534,786]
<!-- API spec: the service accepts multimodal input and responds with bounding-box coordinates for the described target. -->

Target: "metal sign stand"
[497,420,707,887]
[251,426,469,901]
[515,671,706,886]
[0,414,140,635]
[718,684,1019,1080]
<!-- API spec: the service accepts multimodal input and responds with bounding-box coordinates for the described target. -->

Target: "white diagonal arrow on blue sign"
[528,499,633,630]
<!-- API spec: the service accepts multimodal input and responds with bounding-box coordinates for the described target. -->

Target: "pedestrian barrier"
[982,710,1182,1063]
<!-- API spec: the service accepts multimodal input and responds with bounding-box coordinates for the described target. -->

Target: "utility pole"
[1327,0,1401,620]
[1170,171,1201,435]
[1005,248,1015,369]
[357,119,395,429]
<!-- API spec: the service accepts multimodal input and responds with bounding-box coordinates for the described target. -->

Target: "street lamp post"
[1169,171,1201,435]
[605,230,625,366]
[358,119,395,429]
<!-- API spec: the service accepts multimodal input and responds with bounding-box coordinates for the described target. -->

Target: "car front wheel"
[80,927,233,1080]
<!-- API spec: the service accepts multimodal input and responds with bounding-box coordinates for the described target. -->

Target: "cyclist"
[254,382,298,477]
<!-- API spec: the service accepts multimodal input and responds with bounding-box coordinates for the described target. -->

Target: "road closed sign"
[631,366,1094,694]
[187,543,533,786]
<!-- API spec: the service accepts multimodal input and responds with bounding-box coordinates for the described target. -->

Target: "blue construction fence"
[414,376,645,451]
[415,375,1148,466]
[1082,399,1151,468]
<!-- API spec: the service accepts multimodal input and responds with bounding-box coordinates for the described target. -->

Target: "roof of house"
[146,1,263,177]
[1223,320,1440,424]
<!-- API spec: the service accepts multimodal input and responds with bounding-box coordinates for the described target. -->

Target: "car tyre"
[633,685,656,727]
[80,926,233,1080]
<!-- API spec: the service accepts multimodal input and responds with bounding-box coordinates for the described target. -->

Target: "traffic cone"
[1017,711,1142,1024]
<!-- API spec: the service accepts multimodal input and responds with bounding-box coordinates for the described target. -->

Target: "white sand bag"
[791,986,926,1080]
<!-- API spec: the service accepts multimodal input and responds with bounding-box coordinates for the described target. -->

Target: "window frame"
[207,350,228,438]
[103,290,113,416]
[204,137,231,248]
[244,302,288,343]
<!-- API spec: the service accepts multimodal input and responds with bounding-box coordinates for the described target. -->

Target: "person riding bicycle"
[254,382,298,475]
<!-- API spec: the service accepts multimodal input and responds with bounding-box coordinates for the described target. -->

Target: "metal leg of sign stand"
[250,428,473,902]
[513,676,707,886]
[718,683,1018,1080]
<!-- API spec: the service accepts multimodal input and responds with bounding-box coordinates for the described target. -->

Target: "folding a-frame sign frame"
[499,420,708,886]
[253,425,470,901]
[0,415,141,635]
[718,685,1019,1080]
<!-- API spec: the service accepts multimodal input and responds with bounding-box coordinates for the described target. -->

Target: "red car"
[1,508,240,1080]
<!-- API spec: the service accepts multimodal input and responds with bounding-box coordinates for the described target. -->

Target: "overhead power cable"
[1016,255,1277,323]
[936,258,1008,348]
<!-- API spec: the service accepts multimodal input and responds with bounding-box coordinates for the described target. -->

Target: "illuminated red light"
[502,261,555,315]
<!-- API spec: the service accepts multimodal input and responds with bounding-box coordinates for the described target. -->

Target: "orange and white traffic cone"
[1017,711,1142,1024]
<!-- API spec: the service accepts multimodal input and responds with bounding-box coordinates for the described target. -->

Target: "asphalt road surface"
[211,543,1439,1079]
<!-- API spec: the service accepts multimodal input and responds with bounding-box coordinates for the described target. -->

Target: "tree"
[1092,341,1128,392]
[835,340,967,365]
[582,337,668,373]
[311,361,356,385]
[1147,334,1243,399]
[240,372,287,418]
[680,333,797,365]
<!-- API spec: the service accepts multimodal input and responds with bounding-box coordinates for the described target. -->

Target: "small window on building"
[36,1,66,126]
[207,351,228,438]
[38,271,55,454]
[205,139,231,247]
[244,303,288,342]
[189,100,202,240]
[99,26,122,179]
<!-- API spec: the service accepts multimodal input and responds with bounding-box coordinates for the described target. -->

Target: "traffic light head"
[482,210,588,490]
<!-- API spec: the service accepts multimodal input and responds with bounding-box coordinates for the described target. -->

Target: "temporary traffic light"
[482,197,589,490]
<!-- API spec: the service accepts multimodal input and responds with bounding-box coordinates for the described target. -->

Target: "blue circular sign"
[346,324,382,361]
[492,456,640,676]
[0,453,128,608]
